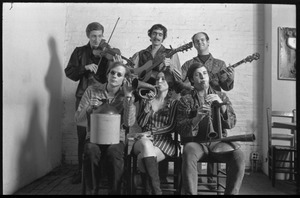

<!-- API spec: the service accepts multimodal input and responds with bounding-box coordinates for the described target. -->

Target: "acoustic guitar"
[131,42,193,82]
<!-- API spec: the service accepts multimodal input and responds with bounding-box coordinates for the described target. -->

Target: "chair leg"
[174,158,182,195]
[127,155,132,195]
[82,165,86,195]
[272,149,276,187]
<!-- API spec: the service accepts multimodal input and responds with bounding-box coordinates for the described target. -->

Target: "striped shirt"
[137,98,179,156]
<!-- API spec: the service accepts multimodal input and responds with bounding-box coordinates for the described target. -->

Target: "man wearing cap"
[65,22,115,184]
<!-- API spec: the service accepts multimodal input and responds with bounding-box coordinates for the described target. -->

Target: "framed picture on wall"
[278,27,296,81]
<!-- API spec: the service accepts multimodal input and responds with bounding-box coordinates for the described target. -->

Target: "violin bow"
[107,17,120,44]
[97,17,120,66]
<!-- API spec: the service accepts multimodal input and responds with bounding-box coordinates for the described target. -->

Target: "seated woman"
[132,70,179,195]
[75,60,136,195]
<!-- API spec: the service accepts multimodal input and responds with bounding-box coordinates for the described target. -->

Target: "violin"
[92,17,134,67]
[92,43,134,67]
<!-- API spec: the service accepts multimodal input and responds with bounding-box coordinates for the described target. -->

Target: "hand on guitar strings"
[219,66,235,81]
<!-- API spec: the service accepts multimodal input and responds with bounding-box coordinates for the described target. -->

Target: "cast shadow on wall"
[17,100,46,191]
[45,36,63,167]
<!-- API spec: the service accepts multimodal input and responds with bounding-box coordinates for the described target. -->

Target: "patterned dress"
[137,97,179,157]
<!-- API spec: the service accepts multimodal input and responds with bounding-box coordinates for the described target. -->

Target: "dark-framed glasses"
[110,70,123,77]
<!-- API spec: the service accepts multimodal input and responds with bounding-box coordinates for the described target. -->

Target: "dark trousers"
[76,97,87,171]
[77,126,87,170]
[83,141,125,195]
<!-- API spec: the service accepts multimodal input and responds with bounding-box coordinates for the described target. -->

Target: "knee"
[135,139,155,153]
[107,144,124,160]
[84,142,100,157]
[183,144,199,162]
[231,149,245,167]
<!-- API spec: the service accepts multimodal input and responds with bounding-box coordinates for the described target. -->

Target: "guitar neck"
[218,59,246,76]
[230,59,247,69]
[165,49,178,59]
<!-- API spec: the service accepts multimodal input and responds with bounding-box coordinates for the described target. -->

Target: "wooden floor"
[13,164,297,195]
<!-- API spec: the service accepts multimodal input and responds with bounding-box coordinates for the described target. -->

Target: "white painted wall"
[3,2,296,194]
[3,3,66,194]
[262,4,296,175]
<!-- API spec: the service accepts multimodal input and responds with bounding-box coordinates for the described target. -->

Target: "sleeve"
[74,87,92,127]
[150,100,179,135]
[64,47,87,81]
[176,96,197,137]
[218,61,234,91]
[123,96,136,127]
[218,92,236,129]
[136,99,152,128]
[181,61,190,83]
[170,53,182,82]
[130,52,140,69]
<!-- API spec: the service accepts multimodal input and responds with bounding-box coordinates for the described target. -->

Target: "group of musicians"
[65,22,245,195]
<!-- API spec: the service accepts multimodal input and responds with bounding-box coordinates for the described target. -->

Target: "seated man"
[176,62,245,195]
[75,61,136,195]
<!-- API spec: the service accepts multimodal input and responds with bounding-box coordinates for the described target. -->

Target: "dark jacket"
[181,54,234,91]
[176,87,236,144]
[64,41,111,98]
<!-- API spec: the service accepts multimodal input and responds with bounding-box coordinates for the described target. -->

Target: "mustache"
[152,38,160,42]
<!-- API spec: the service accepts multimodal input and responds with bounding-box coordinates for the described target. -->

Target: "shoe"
[71,170,82,184]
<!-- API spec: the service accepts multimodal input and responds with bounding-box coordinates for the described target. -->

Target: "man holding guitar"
[130,24,182,86]
[182,32,235,92]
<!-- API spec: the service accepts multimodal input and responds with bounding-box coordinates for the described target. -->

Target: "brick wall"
[62,3,265,169]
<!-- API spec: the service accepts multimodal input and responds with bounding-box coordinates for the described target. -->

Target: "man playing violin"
[64,22,120,184]
[176,62,245,195]
[181,32,234,92]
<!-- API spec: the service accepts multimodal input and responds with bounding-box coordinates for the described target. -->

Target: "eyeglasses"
[110,70,123,77]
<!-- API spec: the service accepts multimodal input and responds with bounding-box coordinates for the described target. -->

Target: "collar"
[145,44,167,53]
[193,53,213,62]
[191,86,216,97]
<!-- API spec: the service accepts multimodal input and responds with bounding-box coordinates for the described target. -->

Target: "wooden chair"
[196,160,226,195]
[266,108,297,187]
[128,130,182,195]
